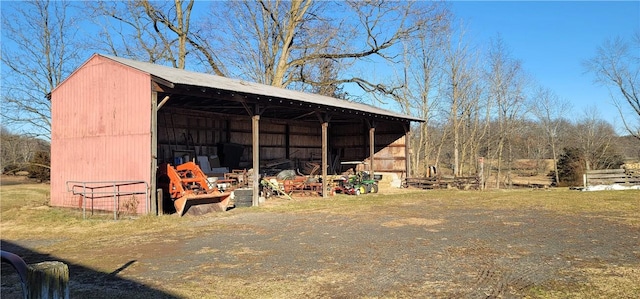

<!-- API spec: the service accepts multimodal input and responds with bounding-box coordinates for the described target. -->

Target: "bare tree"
[140,0,193,69]
[519,120,548,173]
[574,107,620,171]
[201,1,449,93]
[442,29,481,177]
[87,1,167,65]
[393,14,449,176]
[486,36,529,188]
[1,0,83,140]
[90,0,449,102]
[459,83,486,177]
[1,126,49,174]
[88,0,226,74]
[585,33,640,140]
[309,58,347,98]
[530,87,572,185]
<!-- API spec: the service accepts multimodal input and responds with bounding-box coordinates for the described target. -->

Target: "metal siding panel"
[51,56,151,214]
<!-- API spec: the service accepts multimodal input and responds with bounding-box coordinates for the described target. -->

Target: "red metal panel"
[51,55,152,214]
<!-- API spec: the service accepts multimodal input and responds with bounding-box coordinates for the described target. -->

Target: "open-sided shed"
[50,54,422,215]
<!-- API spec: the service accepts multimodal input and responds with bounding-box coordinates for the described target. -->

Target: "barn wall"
[51,55,152,214]
[372,135,406,173]
[372,125,407,173]
[157,108,229,164]
[331,122,407,174]
[156,109,408,178]
[157,109,323,169]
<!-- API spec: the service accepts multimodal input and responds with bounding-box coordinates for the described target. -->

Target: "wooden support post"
[27,261,70,299]
[369,126,375,175]
[252,115,260,207]
[322,122,328,198]
[150,189,157,216]
[150,92,158,215]
[404,125,411,179]
[156,189,163,215]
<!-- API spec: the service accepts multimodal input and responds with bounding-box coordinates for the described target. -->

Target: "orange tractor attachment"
[157,162,232,216]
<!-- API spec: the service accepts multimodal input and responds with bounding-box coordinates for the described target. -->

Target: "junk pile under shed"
[161,153,384,215]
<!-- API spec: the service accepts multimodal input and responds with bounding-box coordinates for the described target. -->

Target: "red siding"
[51,55,152,214]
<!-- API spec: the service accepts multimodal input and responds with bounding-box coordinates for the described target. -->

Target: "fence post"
[156,189,163,215]
[27,261,70,299]
[113,183,118,220]
[82,183,86,219]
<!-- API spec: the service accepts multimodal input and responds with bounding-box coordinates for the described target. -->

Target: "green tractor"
[335,171,379,195]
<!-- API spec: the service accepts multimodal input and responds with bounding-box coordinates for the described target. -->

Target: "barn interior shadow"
[1,240,179,299]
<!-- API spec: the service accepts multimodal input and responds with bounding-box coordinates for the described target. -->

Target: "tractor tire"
[372,184,379,193]
[365,184,372,193]
[359,186,366,195]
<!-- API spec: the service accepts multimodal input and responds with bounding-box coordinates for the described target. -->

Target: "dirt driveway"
[2,190,640,298]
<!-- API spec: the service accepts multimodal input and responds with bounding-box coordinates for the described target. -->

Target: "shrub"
[27,151,50,182]
[3,163,24,175]
[556,146,625,186]
[557,147,584,186]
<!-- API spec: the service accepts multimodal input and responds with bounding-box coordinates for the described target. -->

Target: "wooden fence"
[584,169,640,186]
[404,176,479,190]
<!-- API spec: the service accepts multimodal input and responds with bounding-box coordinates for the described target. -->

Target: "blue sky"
[1,1,637,135]
[450,1,639,133]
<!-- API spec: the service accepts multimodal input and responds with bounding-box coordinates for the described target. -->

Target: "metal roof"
[99,54,423,123]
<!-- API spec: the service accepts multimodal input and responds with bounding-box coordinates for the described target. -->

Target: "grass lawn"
[1,180,639,298]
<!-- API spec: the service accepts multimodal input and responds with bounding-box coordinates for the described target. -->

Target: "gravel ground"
[167,207,638,298]
[2,195,640,298]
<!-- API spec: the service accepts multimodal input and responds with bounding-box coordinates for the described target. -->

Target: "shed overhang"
[96,54,423,124]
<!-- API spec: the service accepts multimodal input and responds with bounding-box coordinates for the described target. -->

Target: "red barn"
[50,54,421,216]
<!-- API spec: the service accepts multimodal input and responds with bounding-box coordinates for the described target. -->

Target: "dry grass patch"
[381,217,444,228]
[264,188,640,227]
[173,269,349,299]
[469,189,640,227]
[528,264,640,298]
[2,183,639,298]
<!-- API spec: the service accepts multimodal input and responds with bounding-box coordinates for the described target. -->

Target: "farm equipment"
[260,170,326,199]
[261,178,328,197]
[157,162,232,216]
[282,176,325,196]
[334,171,379,195]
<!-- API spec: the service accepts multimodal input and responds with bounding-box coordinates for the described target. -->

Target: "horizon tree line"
[1,0,638,187]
